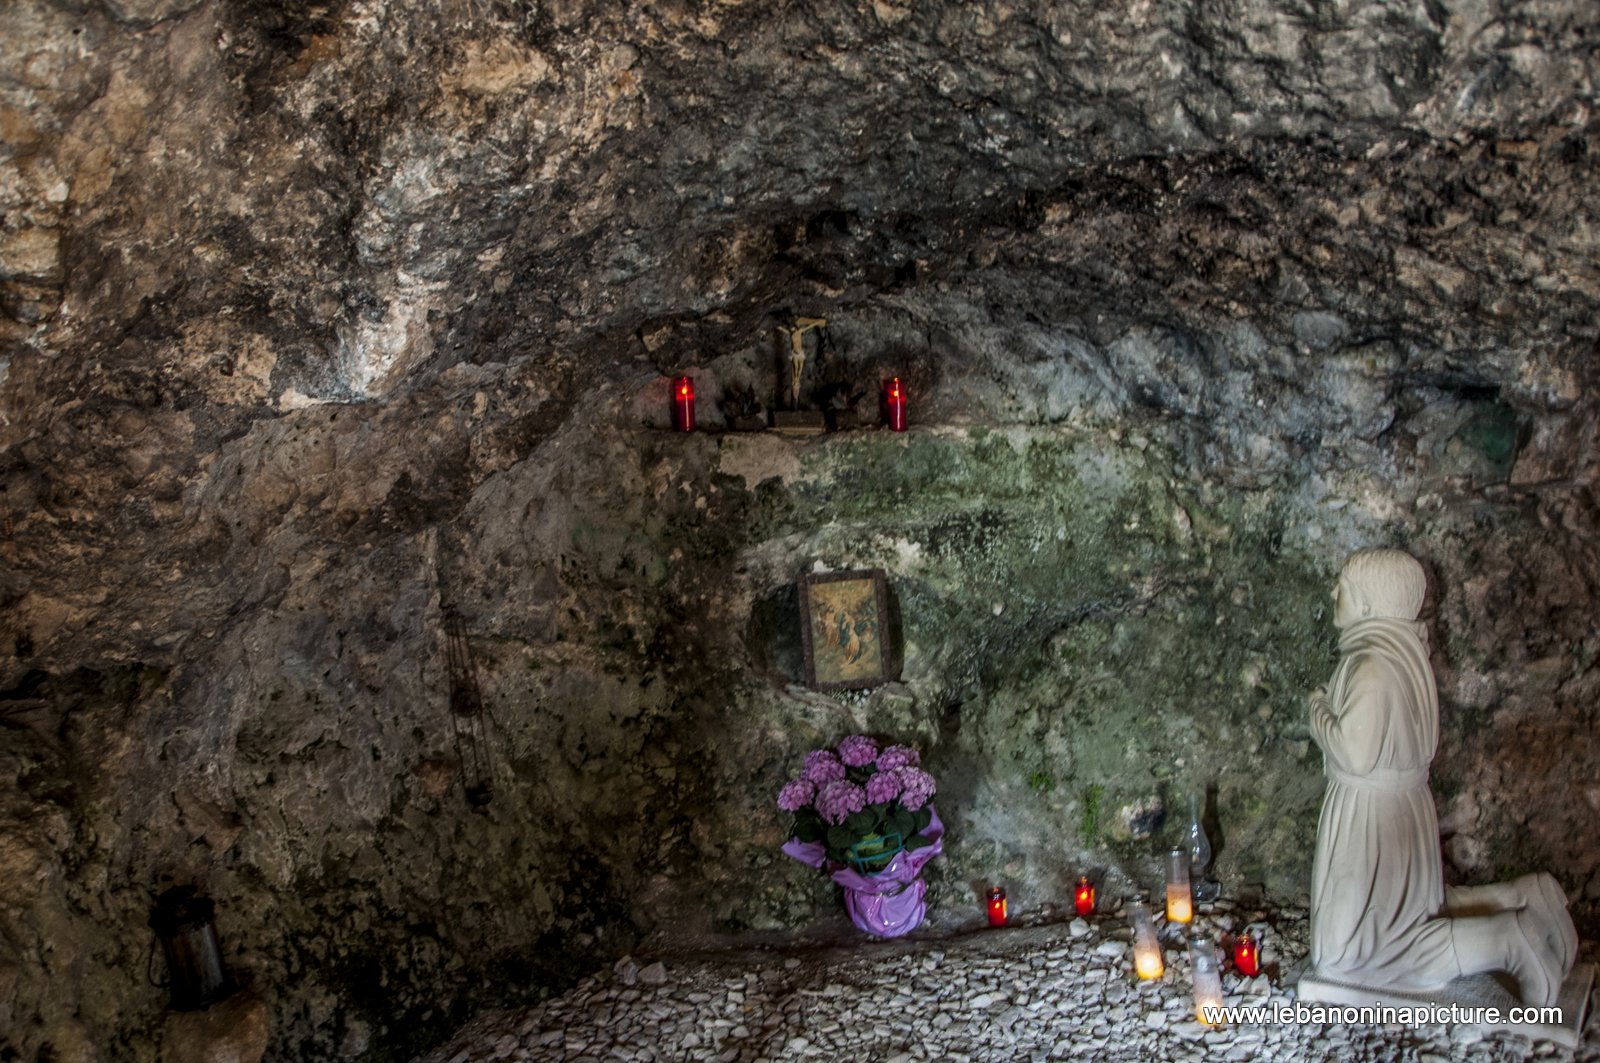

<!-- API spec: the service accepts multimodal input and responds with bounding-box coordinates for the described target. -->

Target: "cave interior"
[1,0,1599,1059]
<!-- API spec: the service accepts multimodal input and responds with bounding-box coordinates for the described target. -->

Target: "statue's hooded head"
[1335,548,1426,626]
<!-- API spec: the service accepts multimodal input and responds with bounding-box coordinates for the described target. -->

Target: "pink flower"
[836,734,880,767]
[875,744,920,771]
[815,780,867,825]
[895,766,937,811]
[777,778,816,812]
[802,750,846,785]
[864,770,903,805]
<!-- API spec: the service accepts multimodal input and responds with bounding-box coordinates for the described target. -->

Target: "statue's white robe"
[1309,617,1576,1006]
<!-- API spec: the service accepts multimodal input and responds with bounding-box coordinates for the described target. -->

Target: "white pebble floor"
[417,907,1598,1063]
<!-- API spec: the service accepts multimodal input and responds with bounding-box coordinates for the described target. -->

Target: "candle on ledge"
[1233,929,1261,977]
[1190,934,1225,1026]
[671,375,696,432]
[884,377,908,432]
[1128,900,1164,980]
[986,886,1008,927]
[1073,876,1096,917]
[1165,847,1193,925]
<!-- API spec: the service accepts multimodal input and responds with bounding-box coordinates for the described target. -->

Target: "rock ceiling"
[1,0,1597,677]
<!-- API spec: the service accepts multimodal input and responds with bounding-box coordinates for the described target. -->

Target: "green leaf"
[845,809,877,835]
[827,826,855,853]
[912,807,932,834]
[888,809,914,838]
[904,833,931,851]
[790,810,825,845]
[792,812,825,844]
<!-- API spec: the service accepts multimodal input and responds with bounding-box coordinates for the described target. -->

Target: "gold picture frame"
[799,569,892,691]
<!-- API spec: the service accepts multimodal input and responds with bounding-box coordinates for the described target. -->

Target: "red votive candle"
[986,886,1008,927]
[1233,930,1261,977]
[885,377,907,431]
[671,376,695,431]
[1074,876,1096,917]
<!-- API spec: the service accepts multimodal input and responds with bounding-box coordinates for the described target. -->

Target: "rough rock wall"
[1,0,1598,1060]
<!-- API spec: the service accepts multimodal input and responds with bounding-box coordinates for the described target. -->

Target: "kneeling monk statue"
[1309,548,1577,1007]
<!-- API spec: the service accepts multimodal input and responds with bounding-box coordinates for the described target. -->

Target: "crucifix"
[781,316,829,410]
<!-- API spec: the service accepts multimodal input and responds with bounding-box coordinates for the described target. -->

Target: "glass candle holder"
[1190,934,1225,1025]
[1165,847,1193,924]
[671,376,696,431]
[986,886,1008,927]
[884,377,908,431]
[1128,900,1164,980]
[1233,929,1261,977]
[1073,876,1096,917]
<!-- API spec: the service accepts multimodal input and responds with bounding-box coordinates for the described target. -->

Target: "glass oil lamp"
[1185,791,1212,879]
[1187,790,1220,901]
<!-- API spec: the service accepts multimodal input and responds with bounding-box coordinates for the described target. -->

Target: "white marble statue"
[1309,548,1578,1007]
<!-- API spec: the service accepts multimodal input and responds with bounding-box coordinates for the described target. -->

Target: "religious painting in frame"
[799,569,892,691]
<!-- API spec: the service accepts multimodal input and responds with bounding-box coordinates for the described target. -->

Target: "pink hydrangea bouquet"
[776,735,938,872]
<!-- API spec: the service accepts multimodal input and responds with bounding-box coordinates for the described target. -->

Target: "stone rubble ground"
[417,904,1599,1063]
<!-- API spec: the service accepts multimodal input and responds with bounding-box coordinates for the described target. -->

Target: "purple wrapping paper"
[782,807,945,938]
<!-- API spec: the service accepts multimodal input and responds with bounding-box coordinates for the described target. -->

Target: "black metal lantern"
[148,886,236,1011]
[444,608,495,810]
